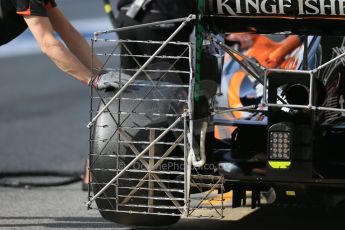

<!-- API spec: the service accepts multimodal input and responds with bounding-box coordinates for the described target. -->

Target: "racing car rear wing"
[202,0,345,35]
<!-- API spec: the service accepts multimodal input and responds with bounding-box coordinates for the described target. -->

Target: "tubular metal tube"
[308,72,314,108]
[94,16,196,35]
[191,121,207,168]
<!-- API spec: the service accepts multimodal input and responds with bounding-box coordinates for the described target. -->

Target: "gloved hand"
[91,71,132,90]
[225,33,254,50]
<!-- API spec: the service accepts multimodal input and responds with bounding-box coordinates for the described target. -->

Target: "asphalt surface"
[0,54,89,173]
[1,183,345,229]
[0,0,344,229]
[0,0,113,173]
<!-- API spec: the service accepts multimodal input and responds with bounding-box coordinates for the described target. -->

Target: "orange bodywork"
[215,35,302,139]
[227,35,301,117]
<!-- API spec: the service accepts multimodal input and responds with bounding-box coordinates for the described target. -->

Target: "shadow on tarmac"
[0,206,343,229]
[0,217,118,229]
[140,206,344,230]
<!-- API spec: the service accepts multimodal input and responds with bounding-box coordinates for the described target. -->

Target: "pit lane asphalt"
[0,0,112,174]
[1,183,344,229]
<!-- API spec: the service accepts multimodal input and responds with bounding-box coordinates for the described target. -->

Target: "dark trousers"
[115,10,193,76]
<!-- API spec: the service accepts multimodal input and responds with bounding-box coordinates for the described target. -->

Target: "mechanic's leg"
[116,11,143,70]
[116,10,193,74]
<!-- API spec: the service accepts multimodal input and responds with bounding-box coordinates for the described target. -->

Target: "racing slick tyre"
[90,75,185,226]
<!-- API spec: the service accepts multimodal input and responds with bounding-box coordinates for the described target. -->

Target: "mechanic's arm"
[46,8,103,74]
[24,15,91,84]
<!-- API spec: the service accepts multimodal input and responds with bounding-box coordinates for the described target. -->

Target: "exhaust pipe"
[284,83,310,105]
[283,80,326,106]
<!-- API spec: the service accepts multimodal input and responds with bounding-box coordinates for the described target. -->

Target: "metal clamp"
[126,0,152,19]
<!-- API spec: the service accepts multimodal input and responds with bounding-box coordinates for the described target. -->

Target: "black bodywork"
[199,0,345,208]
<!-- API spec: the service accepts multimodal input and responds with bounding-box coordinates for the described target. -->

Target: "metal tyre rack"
[86,16,225,225]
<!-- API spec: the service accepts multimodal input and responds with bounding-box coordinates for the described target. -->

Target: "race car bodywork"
[202,0,345,208]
